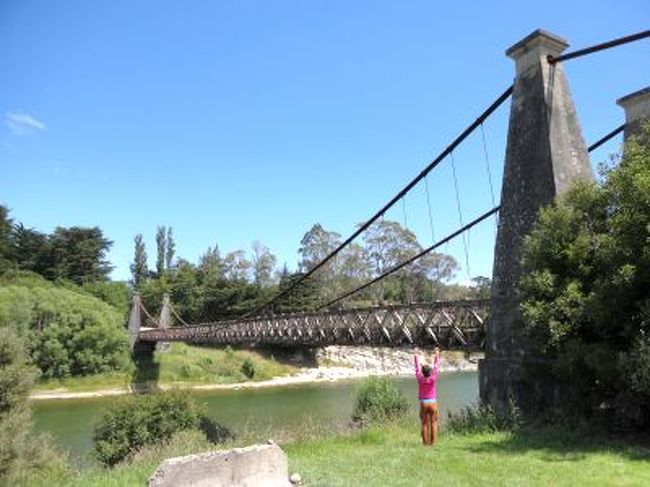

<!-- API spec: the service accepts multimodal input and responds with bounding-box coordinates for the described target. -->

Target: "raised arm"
[432,348,440,379]
[414,354,421,379]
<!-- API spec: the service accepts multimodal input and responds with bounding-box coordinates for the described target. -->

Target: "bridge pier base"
[480,29,593,413]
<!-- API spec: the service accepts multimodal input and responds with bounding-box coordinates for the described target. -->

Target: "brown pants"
[419,401,438,445]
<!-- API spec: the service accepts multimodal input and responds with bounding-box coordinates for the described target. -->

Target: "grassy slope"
[35,424,650,486]
[33,343,296,392]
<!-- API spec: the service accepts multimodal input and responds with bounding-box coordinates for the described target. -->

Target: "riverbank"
[30,346,480,400]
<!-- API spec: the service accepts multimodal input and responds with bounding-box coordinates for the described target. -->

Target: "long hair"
[421,364,432,378]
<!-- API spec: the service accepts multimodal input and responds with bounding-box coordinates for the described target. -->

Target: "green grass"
[285,423,650,486]
[27,422,650,486]
[32,343,296,393]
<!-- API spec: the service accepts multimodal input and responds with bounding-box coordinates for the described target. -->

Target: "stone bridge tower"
[479,30,593,411]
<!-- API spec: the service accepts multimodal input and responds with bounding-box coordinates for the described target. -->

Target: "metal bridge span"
[135,299,488,350]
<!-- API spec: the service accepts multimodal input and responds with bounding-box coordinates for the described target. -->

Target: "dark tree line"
[0,207,113,284]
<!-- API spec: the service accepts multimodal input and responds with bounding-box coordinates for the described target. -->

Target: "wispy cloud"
[5,112,46,135]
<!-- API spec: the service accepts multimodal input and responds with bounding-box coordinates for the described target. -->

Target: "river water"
[33,371,478,465]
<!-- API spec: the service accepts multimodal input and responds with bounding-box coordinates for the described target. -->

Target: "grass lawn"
[285,423,650,486]
[35,423,650,486]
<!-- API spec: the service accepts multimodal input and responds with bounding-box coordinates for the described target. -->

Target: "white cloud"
[5,112,46,135]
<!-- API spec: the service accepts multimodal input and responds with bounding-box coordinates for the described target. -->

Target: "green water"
[32,372,478,465]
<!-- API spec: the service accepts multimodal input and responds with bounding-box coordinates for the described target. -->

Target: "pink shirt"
[414,354,439,400]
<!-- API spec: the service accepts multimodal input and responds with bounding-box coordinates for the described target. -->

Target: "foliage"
[92,391,204,467]
[0,208,114,284]
[240,357,257,378]
[0,328,68,483]
[0,273,130,379]
[352,376,409,424]
[47,226,114,283]
[446,400,520,435]
[155,225,167,277]
[130,234,148,288]
[520,123,650,425]
[80,280,131,316]
[165,227,175,270]
[131,215,462,322]
[251,240,277,286]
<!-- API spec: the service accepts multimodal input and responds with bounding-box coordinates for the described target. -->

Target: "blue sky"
[1,1,649,283]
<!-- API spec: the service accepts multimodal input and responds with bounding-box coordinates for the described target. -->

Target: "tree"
[0,328,66,483]
[298,224,341,300]
[130,234,149,288]
[155,226,166,277]
[251,241,276,287]
[0,206,14,273]
[48,227,113,283]
[12,224,50,276]
[362,220,420,275]
[520,124,650,425]
[0,328,36,478]
[275,269,320,313]
[298,224,341,273]
[222,250,251,282]
[198,245,222,283]
[361,220,457,303]
[165,227,175,270]
[470,276,492,299]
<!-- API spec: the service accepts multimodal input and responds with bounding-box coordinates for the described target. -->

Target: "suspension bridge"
[127,29,650,409]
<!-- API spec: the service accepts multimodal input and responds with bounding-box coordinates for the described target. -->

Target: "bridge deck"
[137,299,489,349]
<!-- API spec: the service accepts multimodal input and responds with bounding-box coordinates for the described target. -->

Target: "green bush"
[446,400,520,435]
[520,123,650,426]
[0,273,129,379]
[0,328,69,484]
[352,376,409,424]
[241,358,256,379]
[93,391,203,467]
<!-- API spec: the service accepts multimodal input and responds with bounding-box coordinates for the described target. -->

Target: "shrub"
[93,391,203,467]
[0,274,130,379]
[446,400,520,435]
[352,376,409,424]
[0,328,69,483]
[520,123,650,426]
[241,358,256,379]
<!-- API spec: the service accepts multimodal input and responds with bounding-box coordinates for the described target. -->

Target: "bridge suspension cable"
[587,123,625,152]
[316,206,500,311]
[313,122,627,312]
[139,301,160,327]
[548,30,650,65]
[243,85,514,318]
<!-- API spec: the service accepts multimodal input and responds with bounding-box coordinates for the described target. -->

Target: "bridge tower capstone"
[617,86,650,140]
[479,30,593,412]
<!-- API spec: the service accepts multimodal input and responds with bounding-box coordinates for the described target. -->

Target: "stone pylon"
[617,87,650,140]
[156,293,172,352]
[479,30,593,412]
[127,293,142,350]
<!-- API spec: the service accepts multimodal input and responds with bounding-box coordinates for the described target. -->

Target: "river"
[33,371,478,466]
